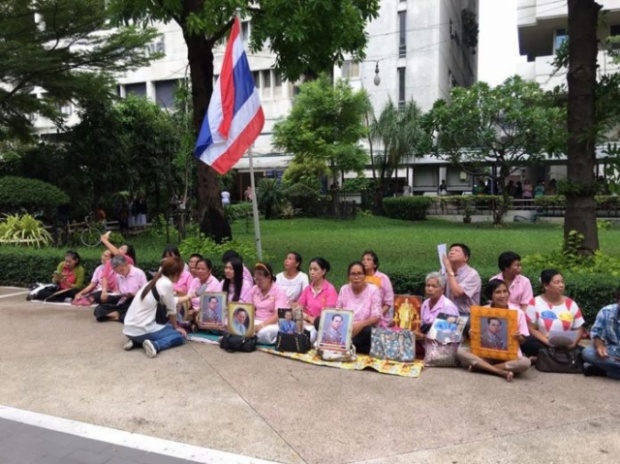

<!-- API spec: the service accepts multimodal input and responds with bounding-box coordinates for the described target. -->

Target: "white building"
[31,0,479,197]
[516,0,620,182]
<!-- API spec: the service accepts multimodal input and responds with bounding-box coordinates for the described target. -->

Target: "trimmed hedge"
[0,176,69,212]
[383,196,433,220]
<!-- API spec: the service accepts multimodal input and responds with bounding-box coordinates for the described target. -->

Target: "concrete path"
[1,286,619,463]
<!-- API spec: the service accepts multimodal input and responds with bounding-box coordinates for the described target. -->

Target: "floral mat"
[188,332,423,378]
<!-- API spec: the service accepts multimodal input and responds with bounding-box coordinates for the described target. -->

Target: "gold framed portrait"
[470,306,519,361]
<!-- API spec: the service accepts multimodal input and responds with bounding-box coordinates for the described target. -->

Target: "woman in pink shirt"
[419,272,459,338]
[361,251,394,327]
[457,279,531,382]
[73,249,116,304]
[187,258,221,330]
[251,262,288,344]
[335,261,382,354]
[218,256,252,303]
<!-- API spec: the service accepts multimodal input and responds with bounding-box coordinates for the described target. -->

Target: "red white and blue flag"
[194,18,264,174]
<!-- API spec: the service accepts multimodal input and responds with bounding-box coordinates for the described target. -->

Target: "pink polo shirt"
[490,273,534,308]
[336,284,382,323]
[218,279,253,303]
[116,266,147,296]
[173,269,194,294]
[251,283,289,321]
[298,279,338,318]
[188,274,221,310]
[421,294,459,325]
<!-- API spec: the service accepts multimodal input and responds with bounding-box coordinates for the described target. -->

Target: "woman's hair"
[485,278,509,303]
[287,252,302,271]
[196,258,213,271]
[425,271,446,289]
[309,257,331,274]
[222,249,242,264]
[140,256,184,300]
[189,253,203,261]
[498,251,521,271]
[65,250,81,266]
[162,244,182,259]
[254,262,276,282]
[347,261,365,276]
[123,243,137,265]
[362,250,379,269]
[540,268,561,286]
[223,256,244,301]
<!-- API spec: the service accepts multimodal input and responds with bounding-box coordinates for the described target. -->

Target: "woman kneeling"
[122,256,187,358]
[457,279,531,382]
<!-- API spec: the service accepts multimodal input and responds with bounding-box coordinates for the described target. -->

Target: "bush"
[226,202,253,222]
[287,182,320,216]
[0,176,69,214]
[383,197,433,220]
[178,235,267,269]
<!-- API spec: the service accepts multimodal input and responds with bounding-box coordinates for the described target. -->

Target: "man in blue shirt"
[583,291,620,379]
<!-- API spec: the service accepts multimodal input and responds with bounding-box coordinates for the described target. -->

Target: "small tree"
[427,76,566,224]
[273,76,370,183]
[369,99,429,213]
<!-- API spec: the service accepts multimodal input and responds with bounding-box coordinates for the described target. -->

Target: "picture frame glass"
[227,303,255,337]
[470,306,519,361]
[198,292,227,329]
[317,309,354,351]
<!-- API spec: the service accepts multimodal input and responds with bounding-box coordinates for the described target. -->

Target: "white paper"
[547,330,580,347]
[437,243,447,274]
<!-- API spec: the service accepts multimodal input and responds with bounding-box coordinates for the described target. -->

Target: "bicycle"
[79,215,106,247]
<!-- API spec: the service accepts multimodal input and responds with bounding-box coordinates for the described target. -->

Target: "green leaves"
[0,213,53,247]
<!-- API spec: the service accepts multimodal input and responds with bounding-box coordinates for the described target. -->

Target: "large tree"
[107,0,380,242]
[369,99,428,213]
[564,0,602,254]
[274,76,370,183]
[427,76,565,224]
[0,0,159,141]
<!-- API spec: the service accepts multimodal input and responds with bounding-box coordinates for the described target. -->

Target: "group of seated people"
[26,235,620,382]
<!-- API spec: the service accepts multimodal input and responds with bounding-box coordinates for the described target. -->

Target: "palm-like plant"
[257,178,288,220]
[369,100,429,211]
[0,213,53,247]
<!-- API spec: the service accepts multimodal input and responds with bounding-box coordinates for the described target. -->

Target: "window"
[341,60,360,79]
[125,83,147,97]
[399,11,407,57]
[554,29,568,53]
[398,67,406,108]
[252,71,261,88]
[609,25,620,50]
[274,72,283,98]
[58,102,72,116]
[261,70,271,99]
[155,79,179,109]
[241,21,251,41]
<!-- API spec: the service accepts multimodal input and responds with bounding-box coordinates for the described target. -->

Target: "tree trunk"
[184,29,231,243]
[493,163,511,226]
[564,0,601,255]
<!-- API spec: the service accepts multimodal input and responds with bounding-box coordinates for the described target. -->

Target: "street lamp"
[373,62,381,86]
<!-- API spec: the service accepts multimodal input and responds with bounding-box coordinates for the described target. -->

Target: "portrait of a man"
[481,317,507,350]
[231,307,250,336]
[202,296,221,323]
[321,314,345,347]
[278,309,296,334]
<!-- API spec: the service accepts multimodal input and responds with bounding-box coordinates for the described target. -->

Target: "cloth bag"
[276,330,311,353]
[535,347,584,374]
[369,328,415,362]
[423,340,460,367]
[151,285,169,325]
[220,333,257,353]
[317,345,356,362]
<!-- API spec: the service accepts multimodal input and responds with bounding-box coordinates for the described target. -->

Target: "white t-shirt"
[275,271,309,302]
[221,191,231,205]
[123,276,176,337]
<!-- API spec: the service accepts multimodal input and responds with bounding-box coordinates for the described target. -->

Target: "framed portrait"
[470,306,518,361]
[278,308,303,334]
[317,309,354,352]
[176,301,191,323]
[427,312,469,344]
[198,292,227,329]
[392,295,422,331]
[227,303,255,337]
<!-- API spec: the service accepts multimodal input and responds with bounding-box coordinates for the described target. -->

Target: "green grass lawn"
[230,216,620,287]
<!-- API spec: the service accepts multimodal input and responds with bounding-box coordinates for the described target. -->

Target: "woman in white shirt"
[123,256,188,358]
[275,251,309,306]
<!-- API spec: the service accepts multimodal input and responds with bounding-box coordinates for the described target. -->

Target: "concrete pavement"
[1,286,619,464]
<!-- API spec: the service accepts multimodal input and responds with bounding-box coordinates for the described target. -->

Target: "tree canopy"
[274,75,370,181]
[427,76,566,223]
[0,0,159,141]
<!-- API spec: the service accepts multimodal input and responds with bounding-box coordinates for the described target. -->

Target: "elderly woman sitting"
[419,272,459,337]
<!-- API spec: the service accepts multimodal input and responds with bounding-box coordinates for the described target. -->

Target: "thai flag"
[194,18,265,174]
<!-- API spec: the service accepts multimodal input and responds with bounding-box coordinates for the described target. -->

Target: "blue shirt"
[591,303,620,348]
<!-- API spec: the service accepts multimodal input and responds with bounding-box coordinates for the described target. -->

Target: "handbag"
[369,328,415,362]
[151,285,169,325]
[423,339,460,367]
[275,330,311,353]
[317,344,356,362]
[220,333,257,353]
[535,346,584,374]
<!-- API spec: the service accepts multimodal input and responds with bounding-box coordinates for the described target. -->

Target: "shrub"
[382,196,433,220]
[287,182,320,216]
[226,203,253,222]
[0,214,53,247]
[178,235,267,268]
[0,176,69,213]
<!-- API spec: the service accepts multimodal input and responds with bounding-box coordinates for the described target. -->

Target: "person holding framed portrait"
[332,261,382,354]
[457,279,531,382]
[419,272,459,337]
[251,262,288,344]
[187,258,220,328]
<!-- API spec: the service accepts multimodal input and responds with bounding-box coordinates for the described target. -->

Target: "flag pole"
[248,145,263,261]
